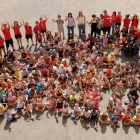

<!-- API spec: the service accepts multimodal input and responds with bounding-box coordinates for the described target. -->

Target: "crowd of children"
[0,10,140,130]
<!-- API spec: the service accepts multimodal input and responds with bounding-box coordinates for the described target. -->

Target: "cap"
[37,51,40,54]
[22,67,26,70]
[0,87,3,90]
[109,97,113,101]
[37,30,40,33]
[109,34,113,37]
[53,49,56,51]
[2,94,6,97]
[7,79,11,82]
[62,58,66,61]
[77,73,81,77]
[87,70,90,73]
[27,49,31,52]
[79,67,83,70]
[37,83,41,87]
[61,74,64,77]
[8,50,11,52]
[0,103,3,107]
[39,47,43,50]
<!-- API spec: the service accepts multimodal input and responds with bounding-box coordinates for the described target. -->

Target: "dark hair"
[113,11,116,17]
[36,21,39,24]
[68,12,73,18]
[92,14,96,17]
[58,15,61,17]
[126,14,130,18]
[14,21,18,26]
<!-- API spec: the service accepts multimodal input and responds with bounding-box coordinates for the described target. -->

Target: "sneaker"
[26,44,29,48]
[31,116,34,120]
[22,112,25,115]
[86,124,90,128]
[27,113,30,117]
[19,46,21,49]
[94,125,98,129]
[73,120,77,123]
[80,119,84,122]
[32,43,35,46]
[55,116,58,120]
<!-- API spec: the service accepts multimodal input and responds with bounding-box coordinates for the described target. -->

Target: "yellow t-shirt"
[56,89,63,95]
[133,116,140,121]
[109,56,115,62]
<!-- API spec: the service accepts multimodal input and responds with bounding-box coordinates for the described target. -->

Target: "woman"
[0,35,6,57]
[76,11,86,38]
[87,14,98,37]
[65,12,76,37]
[123,14,130,33]
[131,14,139,28]
[11,21,23,49]
[22,20,34,47]
[111,11,116,34]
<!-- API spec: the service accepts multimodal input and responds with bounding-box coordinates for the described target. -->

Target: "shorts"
[15,34,22,39]
[43,74,47,77]
[26,34,32,40]
[91,115,98,120]
[41,30,46,33]
[10,115,16,121]
[55,108,62,111]
[104,26,110,32]
[17,107,24,112]
[23,75,28,78]
[45,48,50,51]
[5,39,13,48]
[15,87,20,91]
[38,40,42,43]
[29,64,33,67]
[0,46,4,49]
[116,23,121,26]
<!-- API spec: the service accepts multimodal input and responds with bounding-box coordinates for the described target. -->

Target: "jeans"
[67,26,74,37]
[111,22,116,34]
[78,24,85,38]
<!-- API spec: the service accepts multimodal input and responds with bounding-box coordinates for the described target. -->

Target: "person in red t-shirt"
[123,15,130,33]
[116,12,122,30]
[103,10,111,35]
[41,66,49,80]
[130,14,139,28]
[33,21,41,45]
[0,35,6,57]
[122,112,132,126]
[111,11,116,34]
[39,15,48,41]
[11,21,23,49]
[1,22,14,52]
[22,20,34,48]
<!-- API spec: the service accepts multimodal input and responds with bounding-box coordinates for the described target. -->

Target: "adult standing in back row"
[76,11,86,38]
[1,22,14,52]
[52,15,65,40]
[103,10,111,35]
[65,13,76,37]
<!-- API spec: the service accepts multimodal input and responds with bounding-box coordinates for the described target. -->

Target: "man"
[52,15,65,39]
[1,22,14,52]
[6,108,20,122]
[103,10,111,35]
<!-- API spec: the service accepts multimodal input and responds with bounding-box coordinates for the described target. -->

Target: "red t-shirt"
[123,18,130,29]
[131,19,138,28]
[25,26,32,35]
[2,28,12,40]
[116,15,122,23]
[87,37,94,44]
[111,14,116,22]
[35,53,41,59]
[104,14,111,27]
[0,38,4,47]
[44,57,50,62]
[12,25,21,35]
[37,33,42,40]
[39,20,47,31]
[41,69,48,75]
[33,26,41,34]
[122,115,130,121]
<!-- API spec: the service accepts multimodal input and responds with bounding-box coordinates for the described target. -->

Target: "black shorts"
[0,46,4,49]
[26,34,32,40]
[10,115,16,122]
[91,115,98,120]
[41,30,46,33]
[116,23,121,26]
[104,26,110,33]
[5,39,13,48]
[23,75,28,78]
[15,34,22,39]
[43,74,47,77]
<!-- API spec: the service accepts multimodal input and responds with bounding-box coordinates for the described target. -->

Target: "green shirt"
[0,91,6,101]
[70,95,77,101]
[108,101,114,106]
[30,58,35,65]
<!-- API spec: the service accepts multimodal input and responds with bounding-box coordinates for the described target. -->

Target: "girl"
[87,14,98,37]
[62,86,71,100]
[0,35,6,57]
[123,14,130,33]
[36,98,45,112]
[107,97,115,112]
[11,21,22,49]
[111,11,116,34]
[45,95,56,110]
[116,101,126,116]
[116,82,125,98]
[114,44,121,56]
[36,56,44,67]
[103,35,108,48]
[131,14,139,28]
[25,100,34,120]
[110,88,120,103]
[17,96,26,115]
[62,103,71,118]
[99,112,110,125]
[65,13,76,37]
[79,91,85,104]
[8,93,17,106]
[22,20,34,47]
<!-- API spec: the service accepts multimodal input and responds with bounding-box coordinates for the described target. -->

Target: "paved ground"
[0,0,140,140]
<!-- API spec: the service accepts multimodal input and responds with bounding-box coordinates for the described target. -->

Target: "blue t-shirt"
[6,112,12,122]
[111,115,119,123]
[56,20,64,25]
[37,87,45,95]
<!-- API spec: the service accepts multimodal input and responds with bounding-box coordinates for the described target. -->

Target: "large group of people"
[0,10,140,130]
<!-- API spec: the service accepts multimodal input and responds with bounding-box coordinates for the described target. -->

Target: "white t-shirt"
[1,73,9,79]
[81,109,91,118]
[74,107,81,113]
[116,105,125,112]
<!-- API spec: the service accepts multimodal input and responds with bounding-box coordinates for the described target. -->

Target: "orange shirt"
[7,83,13,88]
[50,58,58,66]
[0,81,7,88]
[103,57,108,62]
[62,62,68,68]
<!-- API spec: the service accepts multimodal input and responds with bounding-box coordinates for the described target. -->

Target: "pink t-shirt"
[8,96,16,101]
[94,101,100,107]
[103,38,108,45]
